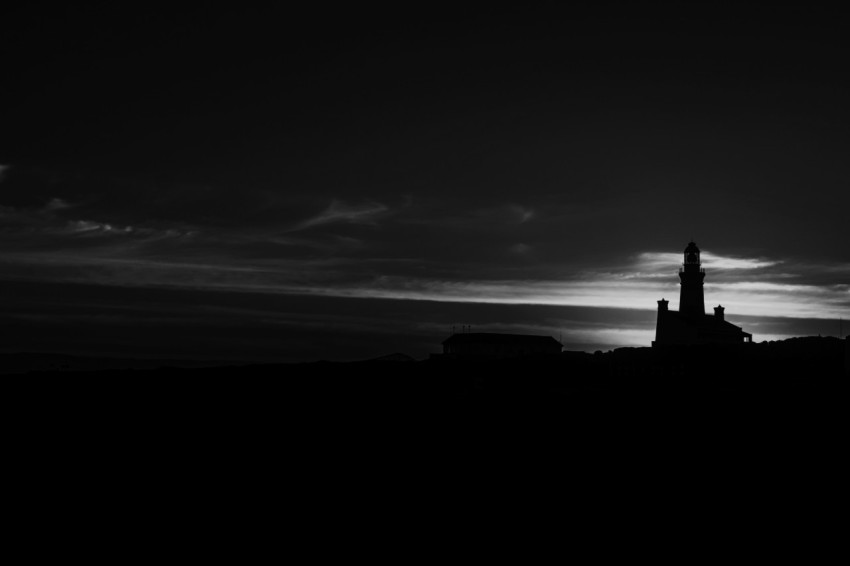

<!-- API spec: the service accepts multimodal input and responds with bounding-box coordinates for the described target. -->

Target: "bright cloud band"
[1,250,847,322]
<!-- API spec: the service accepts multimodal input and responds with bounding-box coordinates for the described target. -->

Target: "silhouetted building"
[653,242,752,347]
[440,332,562,360]
[679,241,705,317]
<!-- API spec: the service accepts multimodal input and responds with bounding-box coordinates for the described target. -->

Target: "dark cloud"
[288,199,392,232]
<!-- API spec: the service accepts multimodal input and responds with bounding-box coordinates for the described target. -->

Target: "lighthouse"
[679,241,706,317]
[653,241,752,346]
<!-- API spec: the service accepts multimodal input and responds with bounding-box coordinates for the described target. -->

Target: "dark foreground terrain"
[4,337,844,424]
[2,336,844,548]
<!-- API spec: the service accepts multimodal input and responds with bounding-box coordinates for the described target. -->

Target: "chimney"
[714,305,725,321]
[658,299,669,312]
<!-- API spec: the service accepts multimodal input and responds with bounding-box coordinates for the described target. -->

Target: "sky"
[1,4,849,361]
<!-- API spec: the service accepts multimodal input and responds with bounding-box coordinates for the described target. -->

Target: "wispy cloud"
[2,234,847,323]
[303,277,849,320]
[397,201,536,229]
[6,249,844,322]
[288,199,389,232]
[636,251,780,272]
[43,197,72,212]
[0,196,197,253]
[508,243,532,255]
[0,164,9,184]
[508,204,535,224]
[2,191,848,352]
[67,220,133,234]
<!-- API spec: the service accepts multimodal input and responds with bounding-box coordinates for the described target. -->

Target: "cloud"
[397,201,536,230]
[69,220,112,233]
[470,203,536,225]
[0,204,16,219]
[307,277,848,320]
[44,197,72,212]
[702,253,781,270]
[508,204,535,223]
[636,251,780,272]
[66,220,136,235]
[0,164,9,184]
[1,236,847,323]
[2,242,846,357]
[0,197,197,258]
[2,193,848,357]
[289,199,389,232]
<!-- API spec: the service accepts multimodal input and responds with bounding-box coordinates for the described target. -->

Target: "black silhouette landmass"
[3,337,844,410]
[0,352,254,375]
[4,336,844,508]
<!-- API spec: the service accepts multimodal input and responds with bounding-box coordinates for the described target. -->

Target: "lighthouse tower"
[653,241,752,346]
[679,241,705,317]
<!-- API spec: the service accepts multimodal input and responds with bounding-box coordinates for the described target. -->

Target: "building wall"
[697,327,750,344]
[655,312,750,346]
[654,312,698,346]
